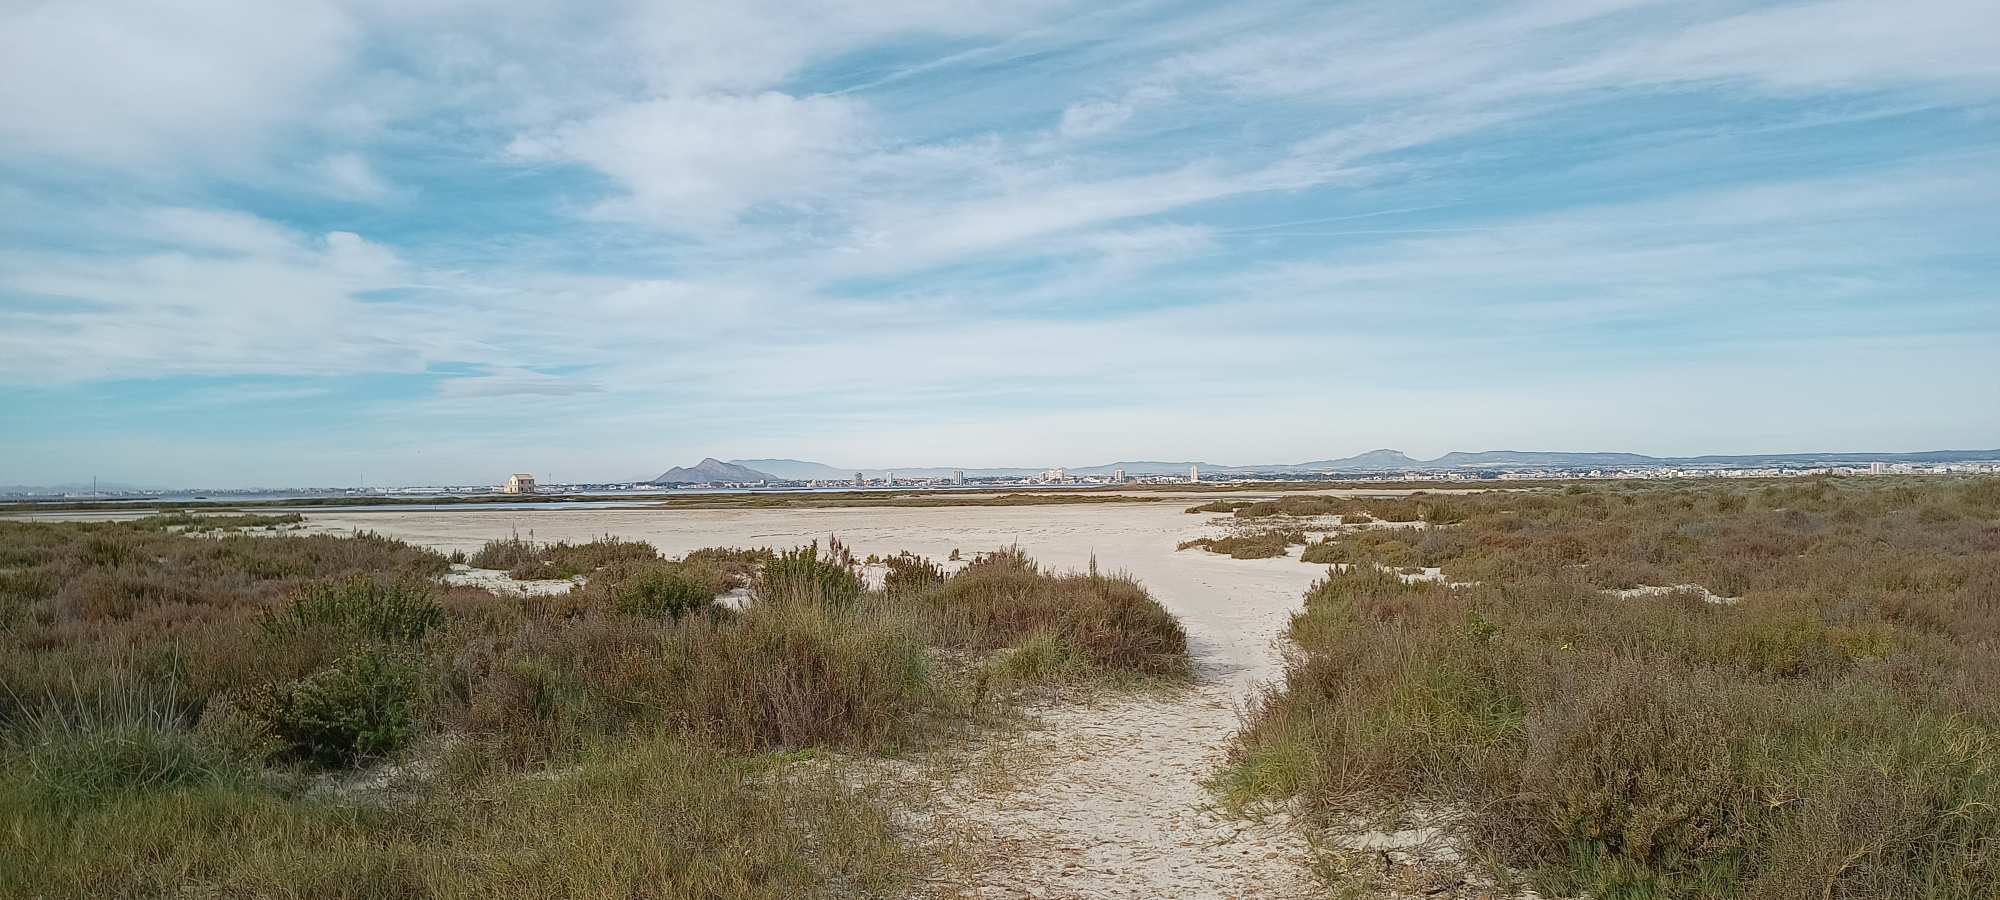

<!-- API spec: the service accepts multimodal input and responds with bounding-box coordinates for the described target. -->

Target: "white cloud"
[438,367,602,398]
[133,208,304,257]
[510,92,866,227]
[1058,100,1134,138]
[0,210,436,381]
[319,153,395,201]
[1149,0,2000,110]
[1604,0,2000,93]
[0,0,356,167]
[619,1,1068,95]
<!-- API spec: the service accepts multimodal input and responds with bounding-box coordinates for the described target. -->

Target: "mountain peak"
[651,458,779,484]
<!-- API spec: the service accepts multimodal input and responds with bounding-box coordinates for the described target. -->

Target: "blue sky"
[3,0,1998,487]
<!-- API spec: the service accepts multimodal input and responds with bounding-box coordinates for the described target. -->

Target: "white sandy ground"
[441,564,579,597]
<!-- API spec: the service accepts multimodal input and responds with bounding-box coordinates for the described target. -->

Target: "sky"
[3,0,1998,488]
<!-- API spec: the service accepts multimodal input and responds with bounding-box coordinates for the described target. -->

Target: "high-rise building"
[1189,464,1199,483]
[1112,467,1126,483]
[854,471,864,486]
[886,471,896,486]
[952,469,965,485]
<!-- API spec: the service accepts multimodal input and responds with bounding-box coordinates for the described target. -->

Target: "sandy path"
[296,503,1329,897]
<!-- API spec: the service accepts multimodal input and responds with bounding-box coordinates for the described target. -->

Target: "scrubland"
[0,515,1187,898]
[1227,478,2000,898]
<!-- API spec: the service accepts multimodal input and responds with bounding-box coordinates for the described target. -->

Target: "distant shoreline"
[0,481,1506,515]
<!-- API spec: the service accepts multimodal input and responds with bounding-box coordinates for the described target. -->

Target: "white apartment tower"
[1189,464,1199,483]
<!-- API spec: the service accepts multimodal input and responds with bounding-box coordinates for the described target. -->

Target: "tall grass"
[468,533,660,579]
[0,520,1191,896]
[1227,477,2000,898]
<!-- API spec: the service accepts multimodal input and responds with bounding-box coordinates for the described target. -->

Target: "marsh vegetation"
[0,518,1188,897]
[1227,477,2000,898]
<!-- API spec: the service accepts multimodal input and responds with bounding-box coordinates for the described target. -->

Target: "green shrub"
[976,629,1091,698]
[1420,500,1467,524]
[468,533,540,571]
[882,552,944,594]
[265,578,444,644]
[757,541,862,606]
[1177,528,1305,559]
[648,599,938,752]
[607,564,717,619]
[933,549,1190,676]
[255,648,422,767]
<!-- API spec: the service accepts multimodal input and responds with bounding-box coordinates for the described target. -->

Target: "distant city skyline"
[9,446,2000,493]
[3,1,1997,487]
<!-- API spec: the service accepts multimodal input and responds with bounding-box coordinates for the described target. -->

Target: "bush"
[757,541,862,606]
[468,533,538,571]
[468,534,661,579]
[882,552,944,595]
[253,648,422,767]
[0,523,1197,895]
[647,599,938,752]
[264,578,444,644]
[606,563,718,619]
[976,629,1091,697]
[1229,479,2000,899]
[1178,528,1305,559]
[933,548,1190,676]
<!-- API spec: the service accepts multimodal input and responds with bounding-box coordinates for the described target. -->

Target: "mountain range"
[629,448,2000,483]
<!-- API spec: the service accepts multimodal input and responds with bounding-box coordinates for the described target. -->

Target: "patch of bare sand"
[297,503,1335,897]
[441,563,578,596]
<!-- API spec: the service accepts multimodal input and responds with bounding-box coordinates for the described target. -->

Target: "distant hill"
[663,448,2000,483]
[1426,450,1662,469]
[728,459,855,481]
[651,458,779,484]
[1276,448,1420,471]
